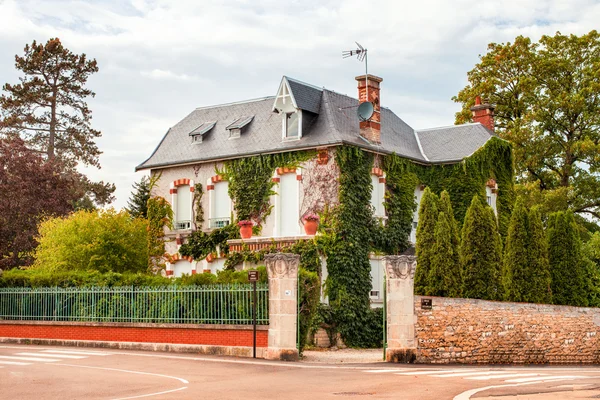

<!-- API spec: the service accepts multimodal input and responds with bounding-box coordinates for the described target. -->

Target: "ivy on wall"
[193,183,204,227]
[147,196,173,273]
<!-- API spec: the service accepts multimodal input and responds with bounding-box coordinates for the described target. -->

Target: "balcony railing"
[174,220,191,230]
[209,217,230,229]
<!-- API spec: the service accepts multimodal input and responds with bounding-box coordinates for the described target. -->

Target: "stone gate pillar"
[265,253,299,361]
[383,255,417,363]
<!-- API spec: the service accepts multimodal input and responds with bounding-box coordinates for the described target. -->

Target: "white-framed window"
[173,260,193,277]
[369,257,384,304]
[283,111,302,140]
[486,185,498,215]
[370,174,385,218]
[209,180,232,229]
[171,181,194,231]
[277,172,301,236]
[410,185,424,244]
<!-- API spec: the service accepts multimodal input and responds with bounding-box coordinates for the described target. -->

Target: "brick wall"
[415,296,600,364]
[0,321,268,348]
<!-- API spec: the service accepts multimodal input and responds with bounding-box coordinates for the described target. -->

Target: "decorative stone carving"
[383,255,417,280]
[265,253,300,279]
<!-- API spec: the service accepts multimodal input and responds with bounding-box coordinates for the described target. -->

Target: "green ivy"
[147,196,173,271]
[193,183,204,227]
[179,223,239,261]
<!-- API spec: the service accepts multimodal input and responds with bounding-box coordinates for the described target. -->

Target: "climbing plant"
[147,196,173,273]
[193,182,204,227]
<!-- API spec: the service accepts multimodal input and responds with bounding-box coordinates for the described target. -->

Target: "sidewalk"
[301,348,385,364]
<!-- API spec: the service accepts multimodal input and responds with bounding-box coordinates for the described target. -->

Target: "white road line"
[396,369,478,375]
[431,371,516,378]
[112,386,188,400]
[0,355,61,362]
[54,364,190,384]
[16,352,86,359]
[0,360,31,366]
[505,375,586,383]
[468,373,544,381]
[364,369,409,373]
[41,350,110,356]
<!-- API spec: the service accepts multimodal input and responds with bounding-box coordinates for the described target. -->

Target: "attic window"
[189,121,216,144]
[226,116,253,139]
[283,111,302,140]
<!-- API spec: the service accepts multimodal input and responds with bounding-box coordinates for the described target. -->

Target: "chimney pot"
[355,74,383,144]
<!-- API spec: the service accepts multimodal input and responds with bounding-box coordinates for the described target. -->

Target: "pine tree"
[438,191,462,297]
[415,187,438,295]
[547,211,588,306]
[527,207,552,303]
[126,176,151,219]
[460,196,502,300]
[503,197,530,301]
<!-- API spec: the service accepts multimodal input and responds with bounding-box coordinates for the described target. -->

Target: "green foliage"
[0,266,268,288]
[32,209,148,274]
[193,182,204,226]
[219,151,314,226]
[527,207,552,304]
[324,146,379,347]
[460,196,502,300]
[298,268,320,355]
[179,223,239,261]
[502,197,530,301]
[453,31,600,219]
[415,188,438,295]
[547,211,588,306]
[147,196,173,269]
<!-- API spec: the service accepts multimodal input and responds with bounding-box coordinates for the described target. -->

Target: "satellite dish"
[357,101,374,121]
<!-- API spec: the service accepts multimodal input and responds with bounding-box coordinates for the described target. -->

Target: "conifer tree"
[527,207,552,303]
[428,191,462,297]
[547,211,588,306]
[460,196,502,300]
[503,197,530,301]
[126,176,151,219]
[415,187,438,295]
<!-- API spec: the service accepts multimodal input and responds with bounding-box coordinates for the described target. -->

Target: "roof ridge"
[416,122,482,133]
[284,76,323,91]
[194,96,274,111]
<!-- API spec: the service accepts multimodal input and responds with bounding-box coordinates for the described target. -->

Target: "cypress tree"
[460,196,502,300]
[428,191,462,297]
[547,211,588,306]
[415,187,438,295]
[527,207,552,304]
[502,197,530,301]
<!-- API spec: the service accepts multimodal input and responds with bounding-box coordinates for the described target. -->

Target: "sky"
[1,0,599,209]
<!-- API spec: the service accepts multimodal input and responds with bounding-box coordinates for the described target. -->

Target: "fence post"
[264,253,299,361]
[383,255,417,363]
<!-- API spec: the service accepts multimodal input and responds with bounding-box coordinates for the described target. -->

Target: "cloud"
[1,0,599,209]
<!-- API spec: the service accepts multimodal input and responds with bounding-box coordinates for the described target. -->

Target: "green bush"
[33,209,148,273]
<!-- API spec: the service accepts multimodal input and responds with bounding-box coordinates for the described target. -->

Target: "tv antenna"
[342,42,373,121]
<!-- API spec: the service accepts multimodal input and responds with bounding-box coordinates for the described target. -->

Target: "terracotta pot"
[303,219,318,235]
[240,225,252,239]
[206,253,214,263]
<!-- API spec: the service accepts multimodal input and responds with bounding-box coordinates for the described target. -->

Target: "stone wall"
[415,296,600,364]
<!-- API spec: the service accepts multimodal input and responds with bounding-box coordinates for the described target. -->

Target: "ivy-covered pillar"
[265,253,299,361]
[384,255,417,363]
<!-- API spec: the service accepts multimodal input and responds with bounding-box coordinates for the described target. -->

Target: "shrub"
[33,209,149,273]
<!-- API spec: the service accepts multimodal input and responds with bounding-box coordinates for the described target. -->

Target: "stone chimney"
[470,96,495,132]
[356,74,383,144]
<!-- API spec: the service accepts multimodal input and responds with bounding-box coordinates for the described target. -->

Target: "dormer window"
[226,116,253,139]
[189,121,216,144]
[285,112,300,138]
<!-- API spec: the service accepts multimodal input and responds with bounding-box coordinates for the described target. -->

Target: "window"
[174,185,192,230]
[209,181,231,229]
[173,260,192,277]
[410,186,424,244]
[369,258,384,303]
[370,175,385,217]
[278,172,300,236]
[285,112,299,138]
[192,135,203,144]
[487,196,492,206]
[486,186,498,215]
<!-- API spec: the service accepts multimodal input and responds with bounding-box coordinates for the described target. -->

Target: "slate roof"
[137,77,496,171]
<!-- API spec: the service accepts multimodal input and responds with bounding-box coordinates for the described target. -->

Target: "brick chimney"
[356,74,383,144]
[470,96,495,132]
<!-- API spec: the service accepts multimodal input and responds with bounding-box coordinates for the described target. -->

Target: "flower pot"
[304,219,318,235]
[240,225,252,239]
[206,253,214,263]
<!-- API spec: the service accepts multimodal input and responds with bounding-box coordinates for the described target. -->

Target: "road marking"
[0,360,31,366]
[505,375,586,383]
[453,378,593,400]
[112,386,188,400]
[468,373,544,380]
[16,352,87,359]
[430,371,506,378]
[364,369,409,373]
[41,350,110,356]
[396,369,478,375]
[0,355,61,362]
[54,364,190,384]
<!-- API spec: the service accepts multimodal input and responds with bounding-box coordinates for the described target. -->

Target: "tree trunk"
[48,90,57,160]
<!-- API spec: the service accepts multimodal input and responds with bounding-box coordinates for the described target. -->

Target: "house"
[137,74,504,304]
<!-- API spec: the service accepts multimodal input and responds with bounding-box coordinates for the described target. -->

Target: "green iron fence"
[0,284,268,325]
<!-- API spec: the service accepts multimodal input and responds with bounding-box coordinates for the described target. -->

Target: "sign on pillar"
[264,253,299,361]
[383,255,418,363]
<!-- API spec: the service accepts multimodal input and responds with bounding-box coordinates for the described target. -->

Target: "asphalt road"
[1,344,599,399]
